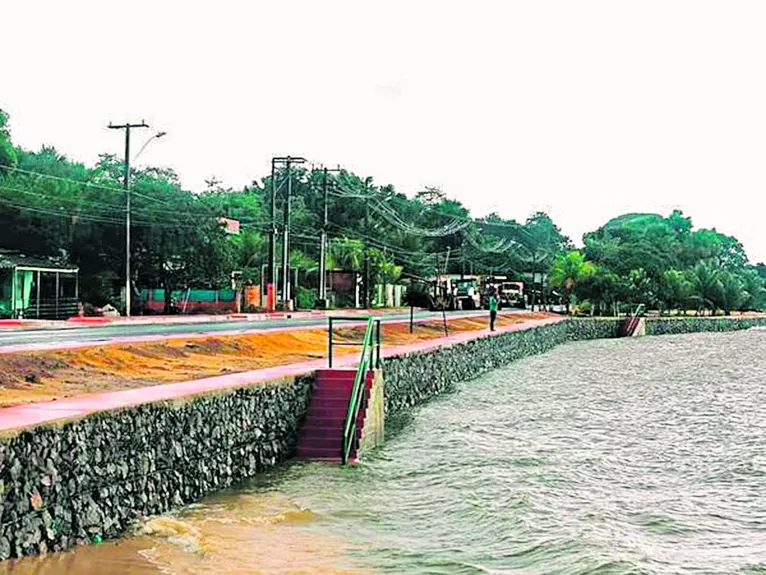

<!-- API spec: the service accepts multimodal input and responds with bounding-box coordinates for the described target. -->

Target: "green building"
[0,250,79,319]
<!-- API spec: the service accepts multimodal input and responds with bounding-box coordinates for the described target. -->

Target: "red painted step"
[310,397,352,409]
[310,388,359,400]
[300,426,364,439]
[296,369,373,463]
[296,445,357,461]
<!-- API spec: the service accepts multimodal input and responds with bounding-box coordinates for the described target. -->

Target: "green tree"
[713,271,746,315]
[659,269,692,314]
[741,267,766,311]
[0,109,18,170]
[549,250,596,313]
[686,261,722,314]
[328,237,364,271]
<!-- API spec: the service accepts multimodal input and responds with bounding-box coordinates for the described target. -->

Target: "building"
[0,250,79,319]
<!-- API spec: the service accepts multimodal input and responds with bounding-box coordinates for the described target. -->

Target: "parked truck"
[498,281,525,308]
[453,276,481,310]
[427,275,482,311]
[482,276,525,309]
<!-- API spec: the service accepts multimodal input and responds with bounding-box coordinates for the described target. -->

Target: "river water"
[4,330,766,574]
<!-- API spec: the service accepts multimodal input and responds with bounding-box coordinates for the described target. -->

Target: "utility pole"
[282,158,292,309]
[317,165,341,308]
[108,121,149,317]
[363,177,373,309]
[268,156,307,309]
[269,159,278,310]
[268,157,306,309]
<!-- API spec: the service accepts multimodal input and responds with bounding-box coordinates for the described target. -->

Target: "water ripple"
[264,330,766,573]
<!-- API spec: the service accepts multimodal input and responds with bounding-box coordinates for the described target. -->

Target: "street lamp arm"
[132,131,167,164]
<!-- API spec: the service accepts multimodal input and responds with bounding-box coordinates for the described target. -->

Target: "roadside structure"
[0,249,79,319]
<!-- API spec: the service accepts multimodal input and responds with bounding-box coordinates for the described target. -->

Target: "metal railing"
[341,318,379,465]
[326,316,382,465]
[327,316,381,369]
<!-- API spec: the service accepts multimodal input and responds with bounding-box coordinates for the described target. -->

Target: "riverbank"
[1,315,766,561]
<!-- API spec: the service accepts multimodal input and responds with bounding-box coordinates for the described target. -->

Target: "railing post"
[368,322,374,371]
[328,318,333,368]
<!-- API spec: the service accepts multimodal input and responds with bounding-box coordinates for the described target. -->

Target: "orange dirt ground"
[0,313,553,408]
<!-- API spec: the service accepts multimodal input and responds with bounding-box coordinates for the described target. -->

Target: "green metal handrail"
[341,317,376,465]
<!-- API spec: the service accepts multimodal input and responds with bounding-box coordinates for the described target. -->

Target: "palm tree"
[685,261,722,315]
[549,251,596,313]
[659,269,691,314]
[328,237,364,271]
[715,271,746,315]
[741,269,766,311]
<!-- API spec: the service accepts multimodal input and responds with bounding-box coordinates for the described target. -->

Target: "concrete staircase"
[296,368,372,462]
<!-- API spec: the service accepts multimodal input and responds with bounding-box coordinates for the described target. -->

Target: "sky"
[3,1,766,262]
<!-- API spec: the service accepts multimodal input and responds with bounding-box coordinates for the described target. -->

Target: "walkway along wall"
[2,315,766,560]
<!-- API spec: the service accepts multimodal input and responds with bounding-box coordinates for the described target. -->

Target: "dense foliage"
[1,110,764,313]
[563,211,766,314]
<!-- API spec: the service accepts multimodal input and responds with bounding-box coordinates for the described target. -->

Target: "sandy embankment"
[0,312,553,407]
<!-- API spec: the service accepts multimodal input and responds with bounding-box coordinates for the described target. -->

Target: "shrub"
[296,286,316,310]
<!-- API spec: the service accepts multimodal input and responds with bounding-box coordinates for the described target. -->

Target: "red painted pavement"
[0,316,566,433]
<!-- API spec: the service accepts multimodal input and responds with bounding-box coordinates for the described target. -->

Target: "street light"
[126,131,166,316]
[108,122,166,317]
[133,131,167,163]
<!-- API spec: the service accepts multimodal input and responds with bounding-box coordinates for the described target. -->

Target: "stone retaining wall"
[0,377,311,560]
[645,316,766,335]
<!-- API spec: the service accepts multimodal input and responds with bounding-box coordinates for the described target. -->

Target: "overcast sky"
[3,1,766,262]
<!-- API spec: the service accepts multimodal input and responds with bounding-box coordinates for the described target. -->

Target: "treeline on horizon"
[1,109,765,314]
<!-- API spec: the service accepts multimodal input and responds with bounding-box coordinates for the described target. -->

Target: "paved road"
[0,310,488,352]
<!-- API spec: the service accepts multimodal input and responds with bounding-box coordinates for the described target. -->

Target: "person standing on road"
[489,288,499,332]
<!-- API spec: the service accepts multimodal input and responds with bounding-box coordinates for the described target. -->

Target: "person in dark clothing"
[488,288,499,331]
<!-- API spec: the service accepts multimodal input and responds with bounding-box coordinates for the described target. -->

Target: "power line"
[1,164,185,210]
[0,195,230,232]
[0,184,219,221]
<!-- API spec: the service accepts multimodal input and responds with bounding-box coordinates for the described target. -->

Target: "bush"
[296,286,316,310]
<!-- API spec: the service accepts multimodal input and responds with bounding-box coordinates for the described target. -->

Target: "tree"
[741,267,766,311]
[0,109,18,171]
[686,261,722,314]
[549,251,596,313]
[623,268,657,310]
[574,268,622,316]
[658,269,692,314]
[714,271,746,315]
[584,213,682,279]
[328,237,364,271]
